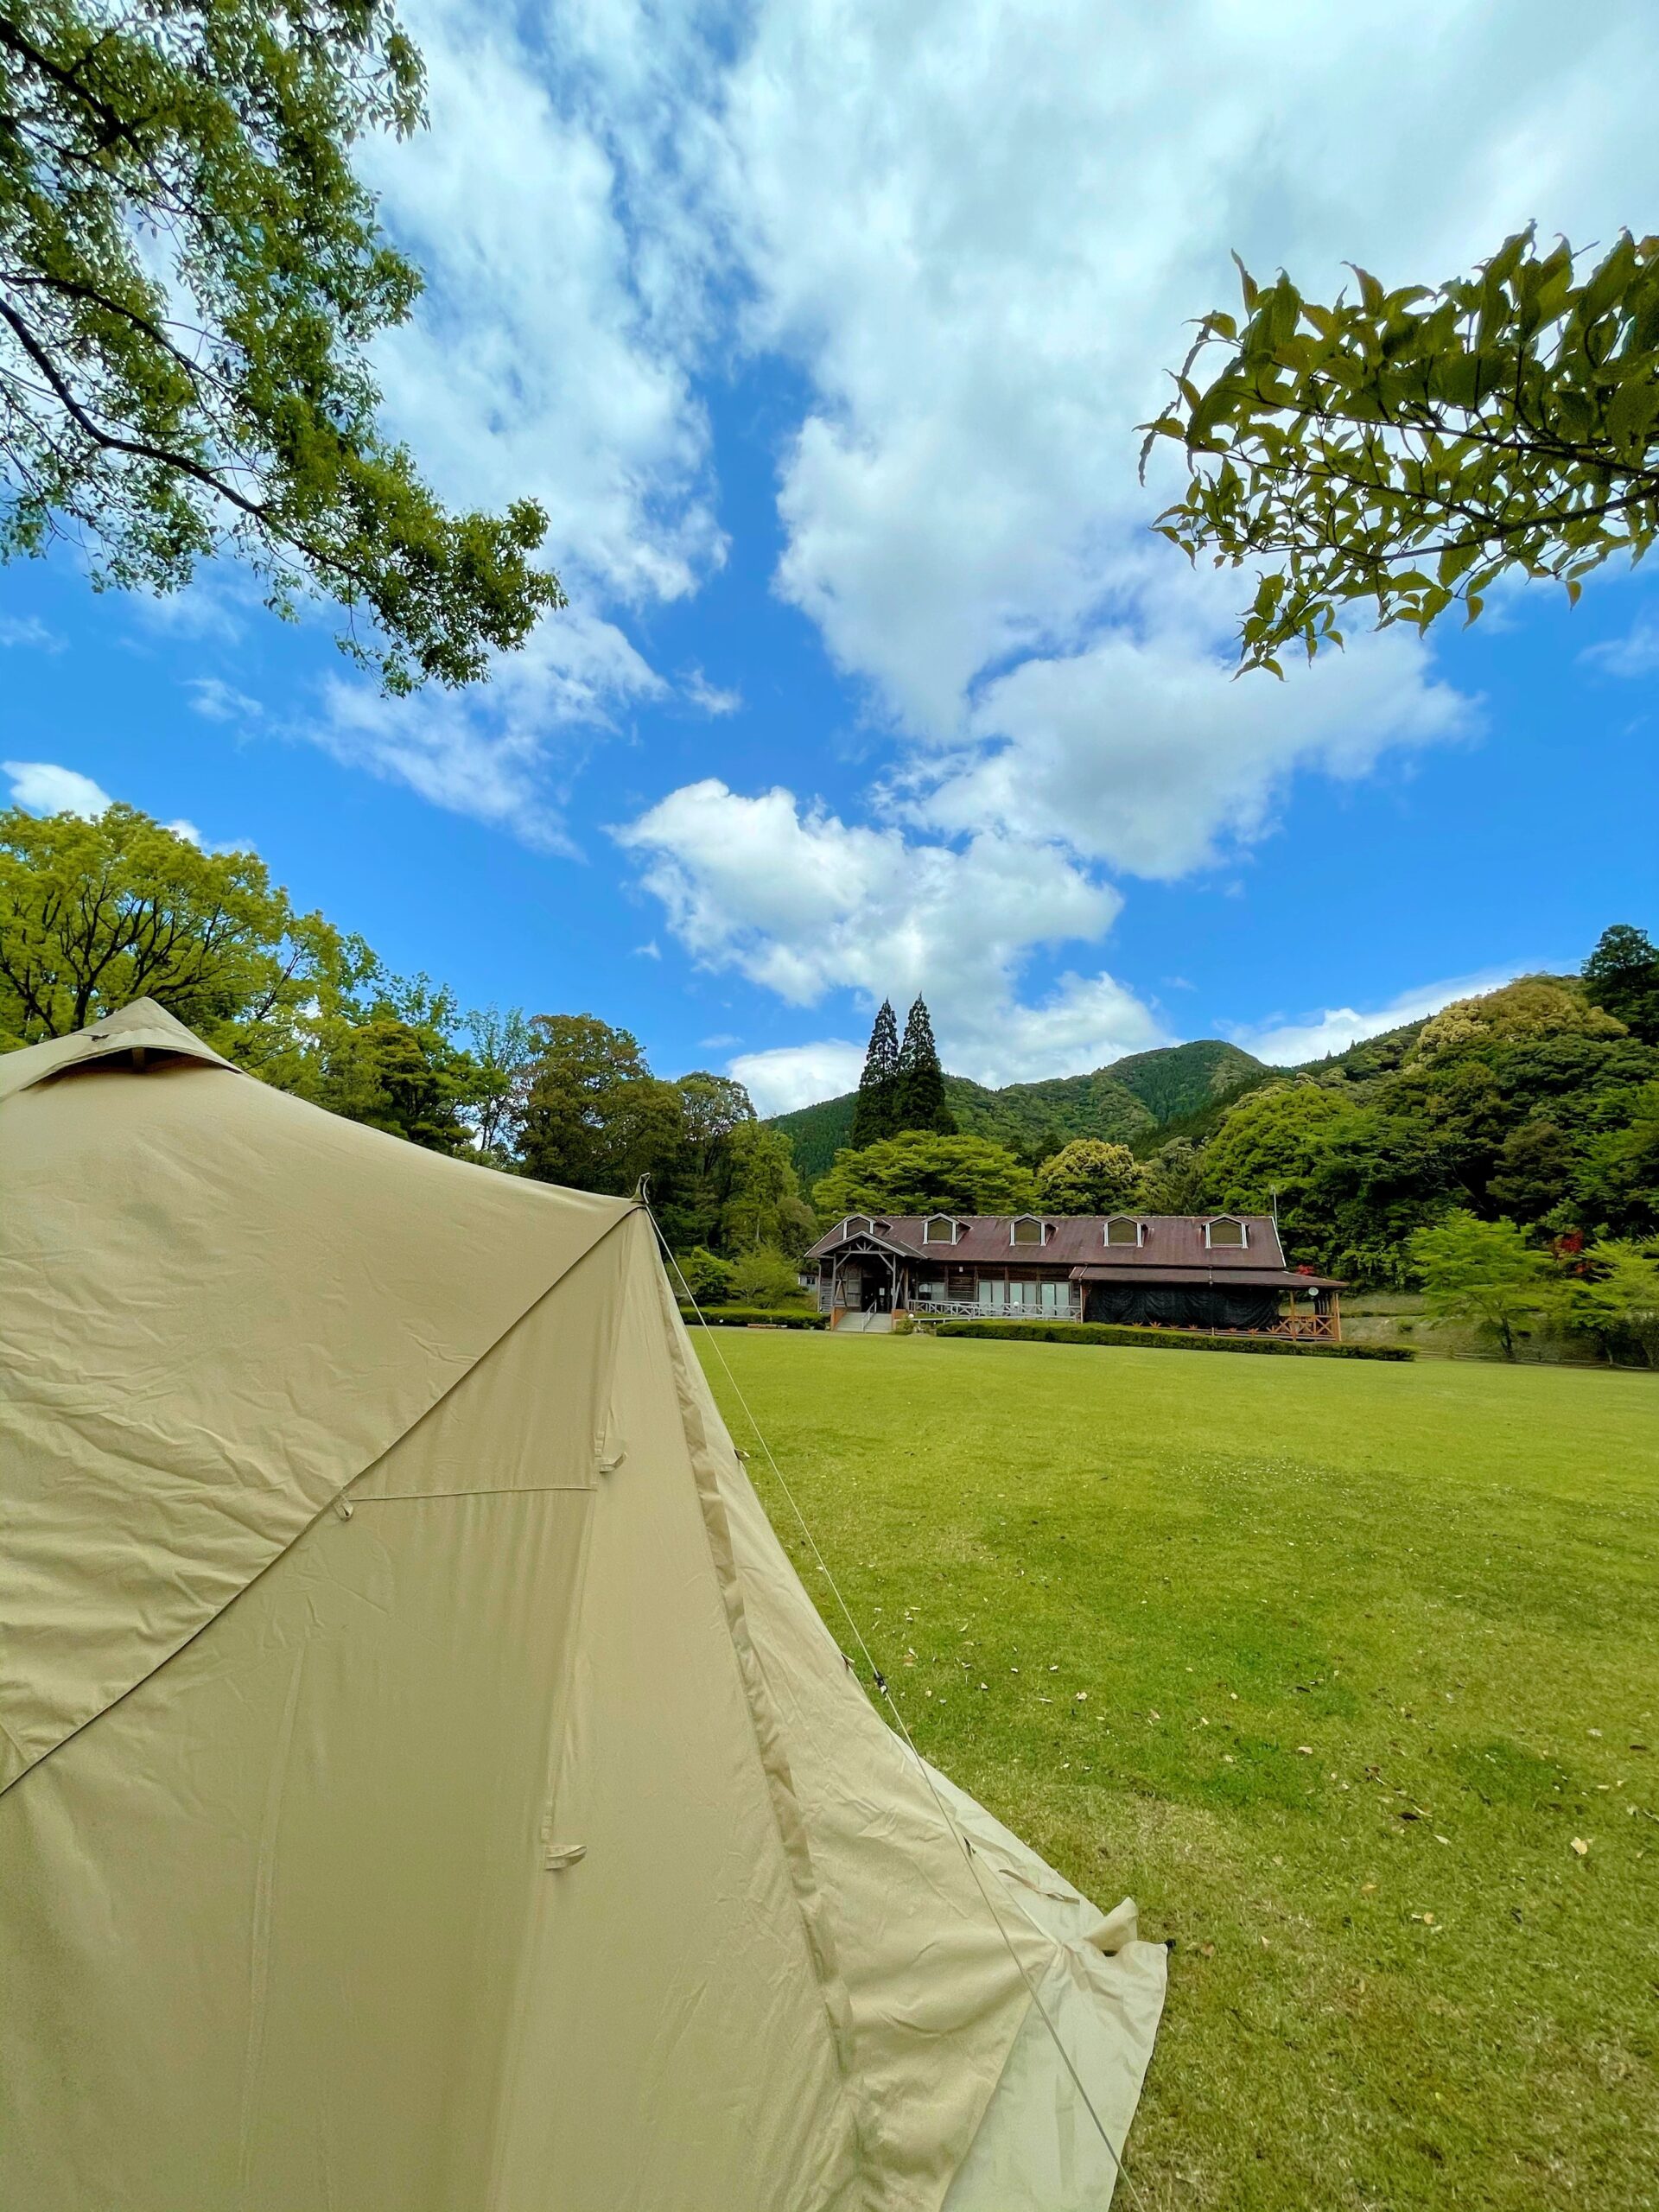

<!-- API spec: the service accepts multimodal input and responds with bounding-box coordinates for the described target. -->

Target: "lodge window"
[1205,1217,1248,1249]
[923,1215,958,1243]
[1009,1217,1048,1247]
[1103,1217,1144,1247]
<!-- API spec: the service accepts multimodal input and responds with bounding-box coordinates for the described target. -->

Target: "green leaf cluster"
[0,2,562,690]
[1143,227,1659,669]
[812,1129,1038,1221]
[1033,1136,1147,1214]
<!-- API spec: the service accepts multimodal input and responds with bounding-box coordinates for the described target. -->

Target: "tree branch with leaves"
[0,1,563,690]
[1141,226,1659,673]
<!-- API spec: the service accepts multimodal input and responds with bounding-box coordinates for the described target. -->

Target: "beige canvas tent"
[0,1001,1165,2211]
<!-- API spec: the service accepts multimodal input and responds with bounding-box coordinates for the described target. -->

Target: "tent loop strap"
[645,1205,1149,2210]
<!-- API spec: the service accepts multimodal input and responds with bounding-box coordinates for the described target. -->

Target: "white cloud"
[618,776,1167,1084]
[162,0,1657,1036]
[3,761,232,850]
[4,760,112,817]
[921,611,1471,879]
[0,615,64,652]
[1231,966,1529,1066]
[1580,616,1659,678]
[311,608,663,848]
[683,668,743,716]
[367,2,721,607]
[187,677,264,724]
[729,1039,867,1115]
[286,0,731,835]
[728,0,1655,731]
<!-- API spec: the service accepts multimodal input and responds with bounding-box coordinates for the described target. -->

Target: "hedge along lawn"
[690,1329,1659,2211]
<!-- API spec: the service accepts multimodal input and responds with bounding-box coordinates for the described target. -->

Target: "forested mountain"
[769,1038,1270,1182]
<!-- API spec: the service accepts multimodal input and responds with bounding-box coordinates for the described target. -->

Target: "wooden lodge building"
[803,1211,1344,1339]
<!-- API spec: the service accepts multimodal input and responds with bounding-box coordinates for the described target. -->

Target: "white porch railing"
[912,1299,1081,1321]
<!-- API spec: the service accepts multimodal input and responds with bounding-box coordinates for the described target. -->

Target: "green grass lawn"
[691,1330,1659,2210]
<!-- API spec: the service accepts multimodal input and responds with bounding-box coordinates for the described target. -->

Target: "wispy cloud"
[1230,966,1531,1066]
[683,668,743,715]
[186,677,264,724]
[1580,616,1659,678]
[0,615,65,653]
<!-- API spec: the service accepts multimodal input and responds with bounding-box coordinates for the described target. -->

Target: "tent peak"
[0,996,238,1102]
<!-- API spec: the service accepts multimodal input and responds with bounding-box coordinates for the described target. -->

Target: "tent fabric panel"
[924,1770,1167,2209]
[0,1057,631,1788]
[0,1478,594,2212]
[351,1236,632,1503]
[666,1306,1052,2211]
[939,1935,1167,2211]
[482,1217,861,2212]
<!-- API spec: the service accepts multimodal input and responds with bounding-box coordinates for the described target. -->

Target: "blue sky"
[4,0,1658,1110]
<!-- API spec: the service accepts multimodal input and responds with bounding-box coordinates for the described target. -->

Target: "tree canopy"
[1034,1138,1146,1214]
[1409,1211,1555,1361]
[518,1014,684,1198]
[1583,924,1659,1045]
[1143,226,1659,672]
[0,1,561,690]
[0,797,359,1053]
[848,995,956,1146]
[813,1130,1036,1221]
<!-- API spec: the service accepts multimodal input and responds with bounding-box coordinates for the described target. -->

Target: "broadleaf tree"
[1142,226,1659,673]
[1035,1138,1147,1214]
[1408,1211,1556,1362]
[1582,924,1659,1045]
[0,0,563,691]
[0,798,362,1052]
[813,1131,1036,1222]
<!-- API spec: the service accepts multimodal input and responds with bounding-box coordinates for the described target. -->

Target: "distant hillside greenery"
[5,802,1652,1323]
[780,932,1659,1301]
[772,1037,1268,1184]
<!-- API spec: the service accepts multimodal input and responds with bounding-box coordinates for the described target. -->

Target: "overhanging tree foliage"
[1142,226,1659,671]
[0,1,563,690]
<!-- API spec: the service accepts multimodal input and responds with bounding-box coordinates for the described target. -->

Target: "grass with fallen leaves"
[691,1329,1659,2210]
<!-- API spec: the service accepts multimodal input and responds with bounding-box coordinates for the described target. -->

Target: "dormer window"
[1009,1216,1050,1247]
[923,1214,959,1244]
[1103,1216,1146,1248]
[1205,1217,1248,1249]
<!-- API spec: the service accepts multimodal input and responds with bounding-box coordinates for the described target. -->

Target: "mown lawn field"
[691,1331,1659,2210]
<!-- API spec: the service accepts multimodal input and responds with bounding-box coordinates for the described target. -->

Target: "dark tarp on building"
[1083,1281,1281,1331]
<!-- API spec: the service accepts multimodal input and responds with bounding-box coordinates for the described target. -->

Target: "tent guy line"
[650,1206,1147,2207]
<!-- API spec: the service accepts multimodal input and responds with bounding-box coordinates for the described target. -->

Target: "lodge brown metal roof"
[1068,1262,1344,1291]
[804,1213,1296,1271]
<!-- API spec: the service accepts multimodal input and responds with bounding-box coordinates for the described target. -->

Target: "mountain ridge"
[768,1037,1275,1185]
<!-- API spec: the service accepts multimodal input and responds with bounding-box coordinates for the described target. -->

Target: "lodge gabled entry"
[804,1212,1344,1338]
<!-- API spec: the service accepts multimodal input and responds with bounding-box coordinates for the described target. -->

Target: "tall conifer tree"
[894,998,956,1134]
[849,999,900,1147]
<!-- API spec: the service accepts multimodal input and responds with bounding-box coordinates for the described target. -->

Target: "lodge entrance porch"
[821,1237,903,1327]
